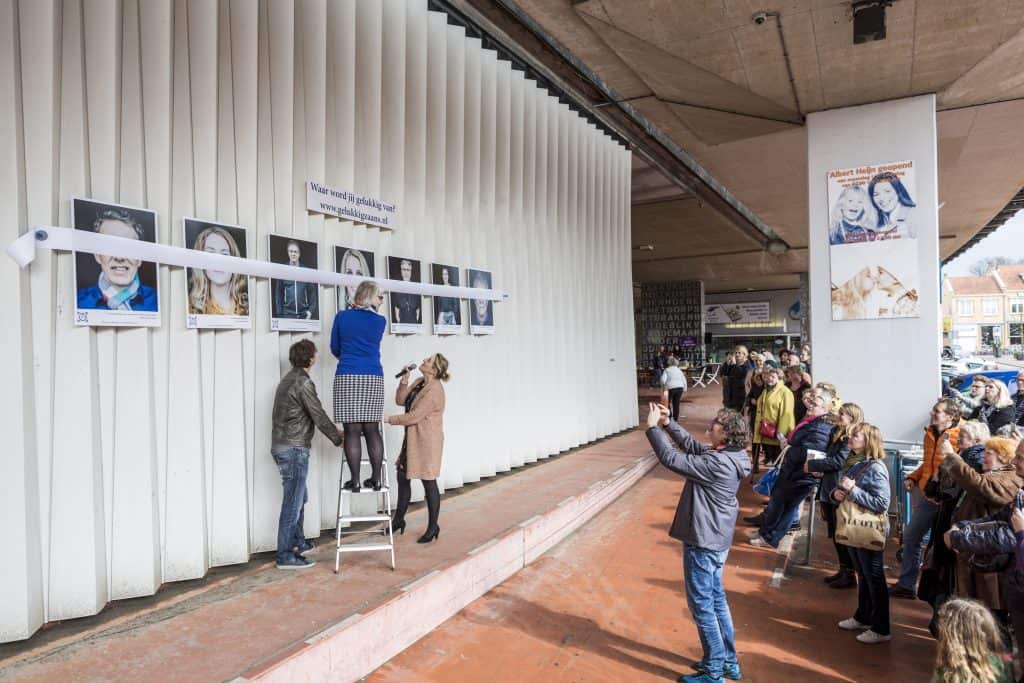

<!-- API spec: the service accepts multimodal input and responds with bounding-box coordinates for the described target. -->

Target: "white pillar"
[808,95,940,442]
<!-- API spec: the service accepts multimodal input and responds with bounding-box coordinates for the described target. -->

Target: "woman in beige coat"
[385,353,449,543]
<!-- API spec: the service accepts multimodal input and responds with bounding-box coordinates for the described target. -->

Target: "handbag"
[758,419,777,439]
[834,462,888,551]
[964,521,1015,573]
[753,445,788,496]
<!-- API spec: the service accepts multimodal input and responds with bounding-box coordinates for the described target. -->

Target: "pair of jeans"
[759,486,811,547]
[896,487,938,591]
[668,388,684,422]
[850,546,889,635]
[272,446,310,563]
[682,544,738,678]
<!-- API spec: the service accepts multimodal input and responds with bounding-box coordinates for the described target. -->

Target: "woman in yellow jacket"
[753,366,796,468]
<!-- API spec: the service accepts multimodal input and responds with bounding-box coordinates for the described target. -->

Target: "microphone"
[395,363,416,379]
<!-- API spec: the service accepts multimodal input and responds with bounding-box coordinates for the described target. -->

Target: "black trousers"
[668,388,684,422]
[821,502,854,571]
[850,546,890,635]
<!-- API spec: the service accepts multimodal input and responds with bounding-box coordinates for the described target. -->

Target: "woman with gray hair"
[660,357,688,422]
[330,280,387,491]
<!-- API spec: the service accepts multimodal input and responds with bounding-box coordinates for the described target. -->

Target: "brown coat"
[945,455,1023,610]
[393,378,445,480]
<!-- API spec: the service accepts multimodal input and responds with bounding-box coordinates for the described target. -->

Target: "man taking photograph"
[645,405,751,683]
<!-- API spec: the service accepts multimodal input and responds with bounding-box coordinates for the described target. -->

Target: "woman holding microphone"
[330,280,387,491]
[386,353,450,543]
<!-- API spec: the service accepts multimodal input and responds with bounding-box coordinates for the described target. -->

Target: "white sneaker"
[838,617,870,631]
[856,630,892,644]
[748,536,771,548]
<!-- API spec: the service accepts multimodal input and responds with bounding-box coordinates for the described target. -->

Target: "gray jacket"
[646,421,751,552]
[272,367,343,448]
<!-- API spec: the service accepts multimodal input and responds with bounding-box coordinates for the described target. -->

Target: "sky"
[943,209,1024,276]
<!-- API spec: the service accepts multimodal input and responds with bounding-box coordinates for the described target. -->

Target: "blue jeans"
[272,446,310,563]
[759,486,811,547]
[683,544,737,678]
[897,487,938,591]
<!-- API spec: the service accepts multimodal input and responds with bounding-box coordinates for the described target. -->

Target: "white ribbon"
[6,226,507,302]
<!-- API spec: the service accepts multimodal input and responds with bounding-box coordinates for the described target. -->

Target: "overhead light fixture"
[633,244,655,251]
[765,239,788,256]
[852,1,892,44]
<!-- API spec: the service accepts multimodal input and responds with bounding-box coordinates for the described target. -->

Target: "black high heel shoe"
[417,526,440,544]
[343,480,361,493]
[391,518,406,535]
[363,477,382,492]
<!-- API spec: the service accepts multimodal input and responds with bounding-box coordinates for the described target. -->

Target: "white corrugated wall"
[0,0,636,642]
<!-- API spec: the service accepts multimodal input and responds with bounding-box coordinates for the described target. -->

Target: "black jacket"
[776,415,834,492]
[722,363,748,411]
[271,367,342,448]
[970,402,1016,435]
[806,426,851,502]
[646,421,751,552]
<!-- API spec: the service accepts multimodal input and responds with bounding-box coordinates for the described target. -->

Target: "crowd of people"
[646,343,1024,683]
[270,280,450,570]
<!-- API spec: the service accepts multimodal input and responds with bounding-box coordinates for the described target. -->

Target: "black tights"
[342,422,384,486]
[395,471,440,530]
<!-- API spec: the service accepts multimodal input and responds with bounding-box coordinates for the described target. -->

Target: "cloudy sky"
[943,210,1024,276]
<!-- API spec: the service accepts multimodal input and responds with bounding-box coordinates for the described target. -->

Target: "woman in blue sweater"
[330,281,387,491]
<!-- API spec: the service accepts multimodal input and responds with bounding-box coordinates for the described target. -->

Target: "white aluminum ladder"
[335,421,395,572]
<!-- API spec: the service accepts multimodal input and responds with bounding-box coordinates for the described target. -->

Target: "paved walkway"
[372,388,937,682]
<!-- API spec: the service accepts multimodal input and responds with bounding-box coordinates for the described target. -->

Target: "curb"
[237,453,658,683]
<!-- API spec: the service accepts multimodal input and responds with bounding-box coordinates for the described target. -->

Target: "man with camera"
[646,404,751,683]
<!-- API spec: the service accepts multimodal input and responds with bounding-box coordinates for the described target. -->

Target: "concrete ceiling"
[508,0,1024,292]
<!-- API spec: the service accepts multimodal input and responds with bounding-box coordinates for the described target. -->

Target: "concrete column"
[808,95,940,442]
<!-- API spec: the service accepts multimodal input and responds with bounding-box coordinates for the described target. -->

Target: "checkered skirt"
[333,374,384,423]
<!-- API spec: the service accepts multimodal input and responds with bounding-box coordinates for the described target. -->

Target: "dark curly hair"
[716,409,749,449]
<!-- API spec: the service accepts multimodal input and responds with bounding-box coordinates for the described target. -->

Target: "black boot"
[828,569,857,589]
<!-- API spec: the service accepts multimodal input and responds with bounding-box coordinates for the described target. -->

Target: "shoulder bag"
[835,461,888,551]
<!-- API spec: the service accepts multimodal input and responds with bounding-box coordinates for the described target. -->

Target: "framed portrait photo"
[268,234,320,332]
[387,255,423,335]
[184,219,251,329]
[72,197,161,327]
[467,267,495,335]
[335,246,375,311]
[431,262,462,335]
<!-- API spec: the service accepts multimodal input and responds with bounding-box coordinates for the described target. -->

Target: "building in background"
[943,265,1024,354]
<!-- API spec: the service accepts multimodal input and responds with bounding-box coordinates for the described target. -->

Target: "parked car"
[942,345,963,361]
[949,369,1019,397]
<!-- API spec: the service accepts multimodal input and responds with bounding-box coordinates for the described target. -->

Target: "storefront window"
[1010,323,1023,346]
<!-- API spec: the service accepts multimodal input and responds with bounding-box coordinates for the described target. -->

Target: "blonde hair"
[188,226,249,316]
[431,353,450,382]
[353,280,381,309]
[959,420,990,445]
[852,423,885,460]
[834,402,864,442]
[984,379,1014,409]
[934,599,1007,683]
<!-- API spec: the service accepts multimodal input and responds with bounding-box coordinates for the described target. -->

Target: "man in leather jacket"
[271,339,343,569]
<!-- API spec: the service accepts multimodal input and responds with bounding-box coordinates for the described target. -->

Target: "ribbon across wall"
[6,226,508,301]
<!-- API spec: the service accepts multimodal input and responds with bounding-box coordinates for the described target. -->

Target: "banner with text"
[704,302,770,324]
[306,181,397,230]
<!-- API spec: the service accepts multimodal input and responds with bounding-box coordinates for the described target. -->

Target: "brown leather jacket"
[271,368,342,448]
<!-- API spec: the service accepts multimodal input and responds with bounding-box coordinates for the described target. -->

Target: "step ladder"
[335,421,396,572]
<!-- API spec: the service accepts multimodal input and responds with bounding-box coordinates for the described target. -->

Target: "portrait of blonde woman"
[185,221,250,324]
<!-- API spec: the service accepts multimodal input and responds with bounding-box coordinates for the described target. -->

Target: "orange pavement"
[371,389,938,683]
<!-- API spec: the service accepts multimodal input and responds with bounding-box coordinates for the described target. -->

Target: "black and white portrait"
[269,234,320,332]
[467,268,494,334]
[73,197,160,327]
[184,219,251,329]
[431,262,461,335]
[335,246,375,311]
[387,255,423,334]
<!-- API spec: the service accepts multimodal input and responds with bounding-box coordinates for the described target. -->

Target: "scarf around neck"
[99,272,141,310]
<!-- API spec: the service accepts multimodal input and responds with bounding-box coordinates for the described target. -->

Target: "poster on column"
[72,197,161,327]
[467,268,495,334]
[335,246,375,310]
[387,256,423,334]
[826,160,921,320]
[183,219,251,329]
[431,263,462,335]
[268,234,320,332]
